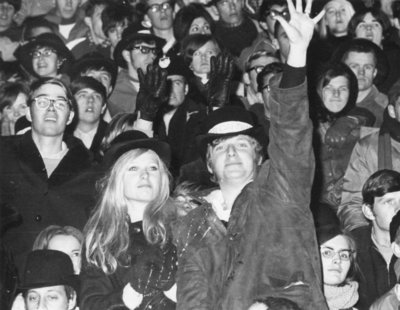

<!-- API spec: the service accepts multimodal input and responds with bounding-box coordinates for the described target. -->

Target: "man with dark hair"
[0,78,97,275]
[67,76,108,161]
[349,169,400,309]
[341,38,388,127]
[211,0,258,57]
[108,23,165,116]
[70,0,111,59]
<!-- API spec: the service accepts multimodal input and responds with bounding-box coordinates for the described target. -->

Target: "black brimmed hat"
[103,130,171,169]
[196,106,267,159]
[14,33,74,77]
[113,23,166,69]
[70,52,118,91]
[19,250,79,292]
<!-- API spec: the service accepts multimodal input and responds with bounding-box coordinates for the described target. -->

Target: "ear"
[26,107,32,122]
[67,290,77,310]
[272,38,280,50]
[66,111,75,125]
[373,67,377,79]
[142,15,152,28]
[259,21,268,32]
[101,104,107,114]
[392,242,400,258]
[362,203,375,221]
[122,50,131,64]
[184,84,189,95]
[388,104,396,119]
[206,157,213,174]
[84,16,93,29]
[243,72,250,85]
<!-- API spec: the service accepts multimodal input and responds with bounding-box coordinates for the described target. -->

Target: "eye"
[71,251,81,257]
[321,248,333,258]
[339,251,350,260]
[108,27,117,34]
[204,24,210,31]
[148,165,159,171]
[190,25,199,33]
[364,65,374,71]
[128,166,139,171]
[28,294,39,302]
[47,295,59,301]
[193,51,200,57]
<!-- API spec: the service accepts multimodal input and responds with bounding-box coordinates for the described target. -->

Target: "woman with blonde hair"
[318,0,355,39]
[80,130,177,310]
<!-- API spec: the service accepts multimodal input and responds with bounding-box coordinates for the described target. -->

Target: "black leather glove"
[136,64,168,121]
[207,52,234,113]
[325,116,359,148]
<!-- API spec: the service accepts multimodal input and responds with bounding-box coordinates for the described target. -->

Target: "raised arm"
[263,0,324,205]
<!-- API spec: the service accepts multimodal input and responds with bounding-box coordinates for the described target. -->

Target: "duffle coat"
[174,75,328,310]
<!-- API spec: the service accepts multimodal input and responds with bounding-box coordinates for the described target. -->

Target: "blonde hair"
[33,225,83,250]
[318,0,355,39]
[84,149,171,274]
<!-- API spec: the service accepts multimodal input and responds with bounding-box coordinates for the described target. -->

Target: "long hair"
[318,0,355,39]
[84,149,171,274]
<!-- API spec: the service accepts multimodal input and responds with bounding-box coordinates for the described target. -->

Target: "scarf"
[324,281,359,310]
[380,108,400,143]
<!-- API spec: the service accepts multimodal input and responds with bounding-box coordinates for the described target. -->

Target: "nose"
[357,66,365,76]
[140,169,150,179]
[116,26,124,40]
[66,0,73,7]
[47,102,56,111]
[37,297,47,310]
[332,89,340,97]
[228,1,236,11]
[226,144,237,157]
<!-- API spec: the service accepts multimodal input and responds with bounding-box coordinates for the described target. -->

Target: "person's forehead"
[28,285,66,294]
[86,69,111,79]
[130,40,156,47]
[76,87,100,94]
[33,84,66,97]
[147,0,169,6]
[270,4,287,11]
[345,51,376,64]
[375,190,400,203]
[326,1,344,10]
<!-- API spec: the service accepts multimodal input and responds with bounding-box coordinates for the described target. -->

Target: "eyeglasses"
[131,45,158,55]
[320,247,354,261]
[32,96,71,111]
[31,48,57,59]
[266,9,289,19]
[148,1,172,13]
[247,66,265,74]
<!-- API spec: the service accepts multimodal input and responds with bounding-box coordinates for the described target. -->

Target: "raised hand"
[136,64,169,121]
[207,52,235,113]
[273,0,325,67]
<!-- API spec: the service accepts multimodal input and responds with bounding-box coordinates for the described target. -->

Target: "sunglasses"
[131,45,158,55]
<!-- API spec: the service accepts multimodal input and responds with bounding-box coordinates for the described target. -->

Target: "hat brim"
[196,125,268,160]
[114,34,166,68]
[103,138,171,169]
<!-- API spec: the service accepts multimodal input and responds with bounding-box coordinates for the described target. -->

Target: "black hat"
[165,56,192,80]
[390,211,400,243]
[70,53,118,91]
[19,250,79,292]
[196,106,267,160]
[0,0,21,11]
[14,33,74,77]
[113,23,166,69]
[70,76,107,103]
[314,205,342,245]
[103,130,171,169]
[331,38,389,87]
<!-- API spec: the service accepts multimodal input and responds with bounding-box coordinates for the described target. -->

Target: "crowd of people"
[2,0,400,309]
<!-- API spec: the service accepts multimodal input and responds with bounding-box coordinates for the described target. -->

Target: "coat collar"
[18,131,92,186]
